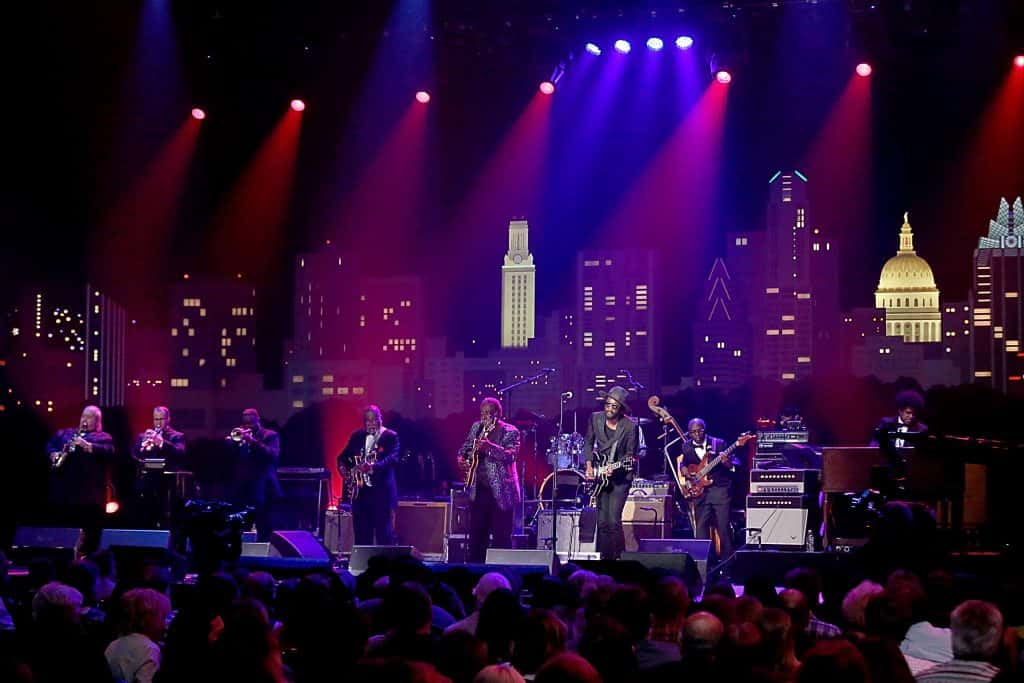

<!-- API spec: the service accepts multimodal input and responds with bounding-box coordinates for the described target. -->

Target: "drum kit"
[539,432,587,510]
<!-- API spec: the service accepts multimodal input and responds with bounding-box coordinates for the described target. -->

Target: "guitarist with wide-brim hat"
[677,418,743,564]
[583,385,639,560]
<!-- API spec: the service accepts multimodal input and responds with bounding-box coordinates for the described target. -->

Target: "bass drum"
[538,469,587,510]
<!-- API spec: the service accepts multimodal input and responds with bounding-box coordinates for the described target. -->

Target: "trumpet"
[229,426,253,442]
[141,428,164,452]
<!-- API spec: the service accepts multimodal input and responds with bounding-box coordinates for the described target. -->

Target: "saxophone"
[52,421,87,470]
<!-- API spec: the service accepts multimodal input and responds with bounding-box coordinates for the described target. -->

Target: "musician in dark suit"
[132,406,186,467]
[583,386,638,560]
[132,406,188,531]
[226,408,281,541]
[45,405,116,555]
[338,405,400,545]
[458,397,521,563]
[678,418,741,563]
[870,390,928,449]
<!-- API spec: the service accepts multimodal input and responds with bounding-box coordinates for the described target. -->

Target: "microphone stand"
[497,367,554,543]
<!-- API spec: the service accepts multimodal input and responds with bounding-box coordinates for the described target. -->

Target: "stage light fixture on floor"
[856,62,873,77]
[614,39,631,54]
[415,90,431,103]
[716,70,732,84]
[585,42,602,56]
[290,99,306,112]
[676,36,694,50]
[647,37,664,52]
[191,107,206,121]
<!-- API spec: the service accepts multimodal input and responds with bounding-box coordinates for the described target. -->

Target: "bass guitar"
[679,432,756,500]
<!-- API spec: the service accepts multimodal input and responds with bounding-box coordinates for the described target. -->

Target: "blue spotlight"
[613,39,631,54]
[585,42,602,56]
[646,37,664,52]
[675,35,694,50]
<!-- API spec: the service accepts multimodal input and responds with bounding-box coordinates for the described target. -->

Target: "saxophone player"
[44,405,115,555]
[338,405,400,545]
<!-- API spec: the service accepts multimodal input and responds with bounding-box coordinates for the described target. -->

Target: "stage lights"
[675,36,694,50]
[856,62,873,77]
[191,108,206,121]
[646,37,664,52]
[290,99,306,112]
[415,90,431,104]
[715,70,732,85]
[1015,55,1024,68]
[585,42,602,56]
[539,81,555,95]
[614,39,631,54]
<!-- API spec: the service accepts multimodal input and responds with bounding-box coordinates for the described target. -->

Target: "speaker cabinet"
[324,508,354,555]
[536,509,597,558]
[485,548,559,575]
[394,500,449,560]
[13,526,82,549]
[623,495,673,524]
[746,496,811,547]
[269,530,330,560]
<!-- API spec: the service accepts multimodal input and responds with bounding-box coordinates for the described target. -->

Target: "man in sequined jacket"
[458,397,521,563]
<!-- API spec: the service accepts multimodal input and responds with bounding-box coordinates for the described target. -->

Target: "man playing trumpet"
[226,408,281,541]
[132,406,186,468]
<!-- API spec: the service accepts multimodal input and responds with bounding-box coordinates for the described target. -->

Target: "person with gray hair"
[446,572,513,636]
[916,600,1004,683]
[105,588,172,683]
[45,405,115,555]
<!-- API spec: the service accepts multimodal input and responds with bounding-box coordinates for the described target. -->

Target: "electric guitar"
[679,432,756,500]
[463,420,495,488]
[587,439,635,507]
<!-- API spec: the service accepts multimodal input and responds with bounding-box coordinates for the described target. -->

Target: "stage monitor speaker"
[536,509,597,556]
[269,530,330,561]
[349,545,422,576]
[638,538,712,587]
[620,551,703,594]
[623,522,670,552]
[394,500,448,560]
[485,548,559,575]
[13,526,81,549]
[236,555,331,577]
[241,542,272,557]
[323,508,354,555]
[100,529,170,549]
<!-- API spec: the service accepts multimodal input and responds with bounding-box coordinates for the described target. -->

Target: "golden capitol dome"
[874,212,941,343]
[876,212,938,292]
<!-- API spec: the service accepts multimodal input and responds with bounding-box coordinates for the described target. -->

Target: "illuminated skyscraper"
[971,196,1024,394]
[751,171,816,382]
[501,219,536,348]
[85,285,126,406]
[576,250,656,398]
[169,278,257,390]
[693,258,750,389]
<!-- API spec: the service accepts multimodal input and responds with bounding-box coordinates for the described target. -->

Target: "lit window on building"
[782,372,796,380]
[188,328,195,337]
[292,375,305,384]
[733,350,742,357]
[171,328,178,337]
[353,387,365,395]
[182,348,190,357]
[322,387,334,395]
[198,358,206,367]
[170,378,189,388]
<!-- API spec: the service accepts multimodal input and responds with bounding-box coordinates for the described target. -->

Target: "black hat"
[597,386,631,414]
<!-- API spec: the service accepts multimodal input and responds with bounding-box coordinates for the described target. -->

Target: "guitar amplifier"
[745,495,814,547]
[537,509,597,558]
[623,495,673,524]
[749,469,821,495]
[394,500,448,561]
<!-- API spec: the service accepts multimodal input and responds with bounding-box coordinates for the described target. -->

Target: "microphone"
[560,391,574,399]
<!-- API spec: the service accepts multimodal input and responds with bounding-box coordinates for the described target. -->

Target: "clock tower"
[501,219,536,348]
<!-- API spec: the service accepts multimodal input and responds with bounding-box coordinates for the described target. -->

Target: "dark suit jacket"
[678,436,738,489]
[870,417,928,447]
[583,412,638,484]
[46,429,115,505]
[459,420,521,511]
[132,427,187,469]
[338,428,400,507]
[228,427,281,505]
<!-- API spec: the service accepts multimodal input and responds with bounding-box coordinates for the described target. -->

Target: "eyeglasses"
[604,401,619,407]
